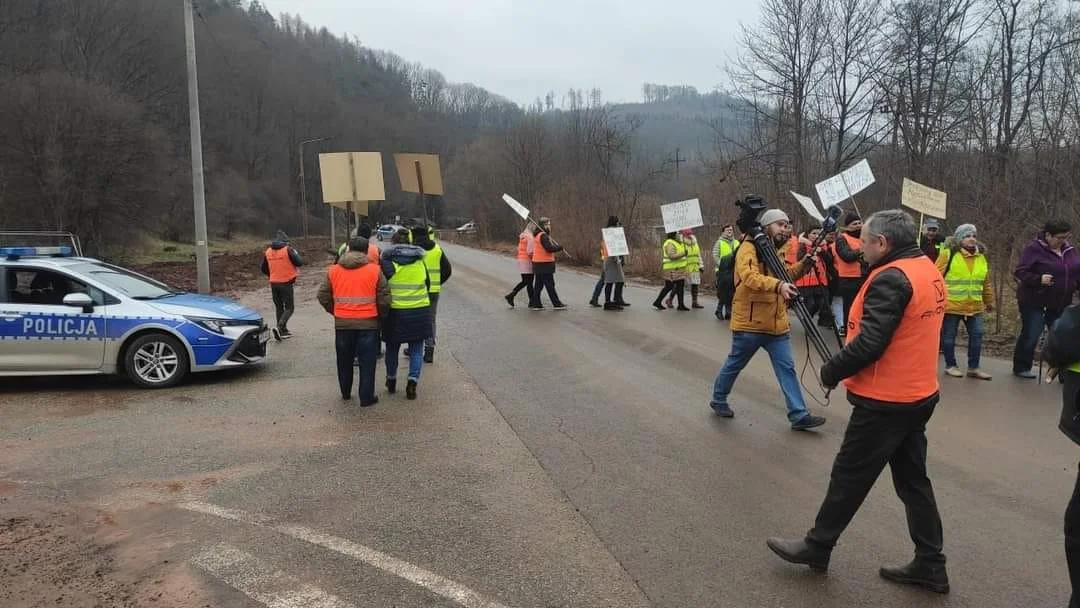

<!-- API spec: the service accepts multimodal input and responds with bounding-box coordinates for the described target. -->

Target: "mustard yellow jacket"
[731,239,811,335]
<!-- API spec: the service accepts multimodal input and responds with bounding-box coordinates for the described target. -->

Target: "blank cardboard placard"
[394,154,444,195]
[502,194,530,220]
[325,200,370,215]
[602,227,630,257]
[318,152,386,204]
[901,178,948,219]
[790,191,824,222]
[661,199,704,233]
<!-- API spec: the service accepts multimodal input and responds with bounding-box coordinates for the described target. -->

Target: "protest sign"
[602,227,629,257]
[661,198,704,233]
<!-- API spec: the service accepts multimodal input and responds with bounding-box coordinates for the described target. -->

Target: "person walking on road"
[589,223,607,308]
[317,236,389,405]
[937,224,994,380]
[505,224,537,308]
[336,224,380,265]
[767,210,949,594]
[1042,301,1080,608]
[261,230,304,341]
[529,217,567,311]
[601,216,629,310]
[381,229,433,400]
[833,213,867,334]
[654,232,690,311]
[713,224,740,320]
[709,209,826,431]
[415,226,451,364]
[920,219,947,263]
[1013,220,1080,378]
[681,229,706,309]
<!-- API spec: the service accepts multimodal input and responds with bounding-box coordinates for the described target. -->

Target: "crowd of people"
[262,225,452,406]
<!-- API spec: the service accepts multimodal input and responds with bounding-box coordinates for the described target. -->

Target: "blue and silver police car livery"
[0,246,270,388]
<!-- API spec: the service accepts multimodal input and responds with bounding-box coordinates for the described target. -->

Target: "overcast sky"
[264,0,761,106]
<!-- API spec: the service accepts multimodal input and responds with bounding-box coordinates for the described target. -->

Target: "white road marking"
[191,543,356,608]
[180,501,512,608]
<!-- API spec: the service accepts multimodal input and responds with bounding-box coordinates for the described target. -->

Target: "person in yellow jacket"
[680,228,706,309]
[710,209,826,430]
[653,232,690,311]
[937,223,994,380]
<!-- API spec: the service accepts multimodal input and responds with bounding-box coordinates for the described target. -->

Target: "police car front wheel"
[124,333,190,389]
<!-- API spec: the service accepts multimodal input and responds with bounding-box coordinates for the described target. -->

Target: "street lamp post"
[298,136,330,237]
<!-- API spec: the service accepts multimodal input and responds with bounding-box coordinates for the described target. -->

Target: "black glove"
[819,365,838,390]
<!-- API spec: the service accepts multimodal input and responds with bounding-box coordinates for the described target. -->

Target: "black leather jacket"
[821,245,939,410]
[1045,303,1080,445]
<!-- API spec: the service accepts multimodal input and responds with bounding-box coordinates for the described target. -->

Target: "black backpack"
[1045,304,1080,370]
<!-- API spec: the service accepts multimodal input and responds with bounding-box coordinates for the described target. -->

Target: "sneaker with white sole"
[966,369,992,380]
[944,367,963,377]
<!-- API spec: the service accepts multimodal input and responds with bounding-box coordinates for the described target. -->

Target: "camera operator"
[709,208,827,431]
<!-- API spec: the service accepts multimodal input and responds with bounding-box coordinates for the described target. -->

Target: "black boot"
[385,378,397,394]
[879,560,950,594]
[406,380,418,400]
[423,346,434,363]
[691,285,704,308]
[766,537,830,572]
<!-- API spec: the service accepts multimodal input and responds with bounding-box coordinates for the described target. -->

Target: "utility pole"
[184,0,210,294]
[298,137,330,237]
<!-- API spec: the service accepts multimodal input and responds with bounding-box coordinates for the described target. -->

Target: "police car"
[0,233,270,389]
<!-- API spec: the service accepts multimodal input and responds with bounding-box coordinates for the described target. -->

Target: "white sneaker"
[944,367,963,378]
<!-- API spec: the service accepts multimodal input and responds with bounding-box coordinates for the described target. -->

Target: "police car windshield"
[68,263,179,300]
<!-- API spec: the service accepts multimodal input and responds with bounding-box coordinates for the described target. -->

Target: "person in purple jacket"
[1013,220,1080,378]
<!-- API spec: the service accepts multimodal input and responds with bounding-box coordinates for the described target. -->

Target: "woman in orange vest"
[833,212,867,333]
[504,224,538,308]
[317,236,389,405]
[260,230,305,340]
[768,209,950,595]
[786,228,831,328]
[529,217,566,310]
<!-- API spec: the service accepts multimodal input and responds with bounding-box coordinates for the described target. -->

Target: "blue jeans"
[385,340,424,382]
[940,313,983,369]
[336,329,379,401]
[1013,306,1063,373]
[710,331,809,423]
[590,276,604,303]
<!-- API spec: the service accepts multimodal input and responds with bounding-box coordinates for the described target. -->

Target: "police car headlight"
[186,317,255,334]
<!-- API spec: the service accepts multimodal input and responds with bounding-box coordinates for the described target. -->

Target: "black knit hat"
[842,212,861,227]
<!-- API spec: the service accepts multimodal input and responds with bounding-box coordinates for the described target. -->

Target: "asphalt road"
[0,241,1074,607]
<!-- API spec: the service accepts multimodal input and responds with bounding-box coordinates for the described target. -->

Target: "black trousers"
[335,329,379,402]
[1067,461,1080,608]
[509,273,534,303]
[807,401,945,564]
[656,279,686,308]
[716,274,734,318]
[270,282,295,331]
[801,285,834,327]
[530,272,562,307]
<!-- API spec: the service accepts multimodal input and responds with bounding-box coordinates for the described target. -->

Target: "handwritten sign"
[814,159,876,207]
[790,191,824,222]
[602,227,629,257]
[901,178,948,219]
[661,198,704,233]
[501,194,530,220]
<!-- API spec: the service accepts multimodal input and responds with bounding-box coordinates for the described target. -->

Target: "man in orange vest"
[768,210,950,594]
[833,212,867,334]
[261,230,305,341]
[786,228,832,328]
[317,236,389,405]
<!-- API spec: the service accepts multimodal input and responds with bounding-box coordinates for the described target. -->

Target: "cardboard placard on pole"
[601,227,629,257]
[814,159,876,209]
[790,191,824,222]
[318,152,386,203]
[660,199,704,233]
[393,154,443,195]
[901,178,948,219]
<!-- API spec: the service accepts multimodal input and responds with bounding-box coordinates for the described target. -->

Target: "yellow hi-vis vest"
[685,240,702,272]
[662,239,688,271]
[944,252,988,304]
[389,260,430,310]
[423,244,443,294]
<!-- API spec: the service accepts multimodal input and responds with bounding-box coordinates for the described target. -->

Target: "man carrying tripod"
[709,208,827,431]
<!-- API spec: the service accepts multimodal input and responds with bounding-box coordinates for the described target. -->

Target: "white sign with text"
[602,227,630,257]
[661,198,704,233]
[814,159,876,207]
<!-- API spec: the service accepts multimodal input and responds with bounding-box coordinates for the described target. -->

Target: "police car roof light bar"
[0,246,74,260]
[0,231,82,257]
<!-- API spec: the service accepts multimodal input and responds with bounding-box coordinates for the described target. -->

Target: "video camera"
[735,194,769,237]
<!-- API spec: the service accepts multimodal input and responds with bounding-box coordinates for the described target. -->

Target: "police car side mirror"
[62,292,94,313]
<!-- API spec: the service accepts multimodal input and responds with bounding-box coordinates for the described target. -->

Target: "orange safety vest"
[843,256,946,403]
[327,262,380,319]
[517,232,532,260]
[834,233,863,279]
[786,237,827,288]
[265,247,298,284]
[532,232,556,263]
[367,243,380,264]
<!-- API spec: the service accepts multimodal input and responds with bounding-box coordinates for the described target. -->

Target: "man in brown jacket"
[709,209,827,430]
[317,236,390,405]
